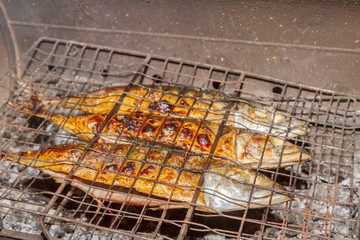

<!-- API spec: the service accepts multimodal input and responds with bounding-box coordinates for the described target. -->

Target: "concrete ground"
[0,0,359,96]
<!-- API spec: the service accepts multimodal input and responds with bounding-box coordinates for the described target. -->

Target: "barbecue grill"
[0,37,358,239]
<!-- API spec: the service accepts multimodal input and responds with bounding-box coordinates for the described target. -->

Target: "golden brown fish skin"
[40,85,229,122]
[9,103,229,159]
[2,143,290,212]
[4,143,203,202]
[19,82,310,136]
[44,169,172,207]
[8,100,311,169]
[51,87,127,113]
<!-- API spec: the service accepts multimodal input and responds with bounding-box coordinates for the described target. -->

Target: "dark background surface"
[0,0,359,96]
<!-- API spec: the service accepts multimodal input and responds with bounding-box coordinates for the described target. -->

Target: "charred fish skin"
[7,101,311,169]
[18,83,309,136]
[2,143,290,212]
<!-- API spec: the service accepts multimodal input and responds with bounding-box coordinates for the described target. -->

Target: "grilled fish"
[1,143,290,212]
[9,101,311,169]
[18,82,310,137]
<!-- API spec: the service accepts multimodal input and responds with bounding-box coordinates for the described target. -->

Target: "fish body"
[10,103,311,169]
[2,143,290,212]
[21,84,309,137]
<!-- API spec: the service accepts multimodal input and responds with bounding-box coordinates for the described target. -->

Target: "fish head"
[234,101,311,137]
[203,164,290,212]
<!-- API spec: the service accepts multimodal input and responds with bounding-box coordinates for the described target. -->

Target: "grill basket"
[0,38,359,240]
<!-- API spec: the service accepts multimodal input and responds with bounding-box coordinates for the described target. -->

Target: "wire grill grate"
[0,38,358,240]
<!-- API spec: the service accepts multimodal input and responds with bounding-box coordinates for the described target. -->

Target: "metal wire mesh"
[0,37,358,240]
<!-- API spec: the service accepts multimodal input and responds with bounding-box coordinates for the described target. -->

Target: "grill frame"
[0,37,358,240]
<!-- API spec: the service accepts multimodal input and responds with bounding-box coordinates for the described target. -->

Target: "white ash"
[70,226,133,240]
[203,234,232,240]
[269,179,357,239]
[354,150,360,186]
[203,234,231,240]
[0,171,133,239]
[315,162,349,184]
[50,224,160,240]
[0,161,41,185]
[0,187,46,235]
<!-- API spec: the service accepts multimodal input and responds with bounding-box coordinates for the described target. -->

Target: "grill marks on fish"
[161,122,178,137]
[2,143,290,211]
[38,85,229,122]
[78,113,309,168]
[8,88,311,169]
[179,99,190,106]
[197,134,211,149]
[148,100,174,113]
[62,112,218,155]
[8,143,205,201]
[126,119,143,132]
[140,165,156,176]
[8,101,311,169]
[18,83,310,136]
[105,164,118,171]
[141,124,157,135]
[121,161,136,175]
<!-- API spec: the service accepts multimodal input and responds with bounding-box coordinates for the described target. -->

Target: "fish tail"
[8,97,86,140]
[7,99,66,127]
[0,150,44,168]
[14,74,70,109]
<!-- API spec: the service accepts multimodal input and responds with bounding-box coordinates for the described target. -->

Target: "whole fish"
[1,143,290,212]
[9,101,311,169]
[18,82,310,137]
